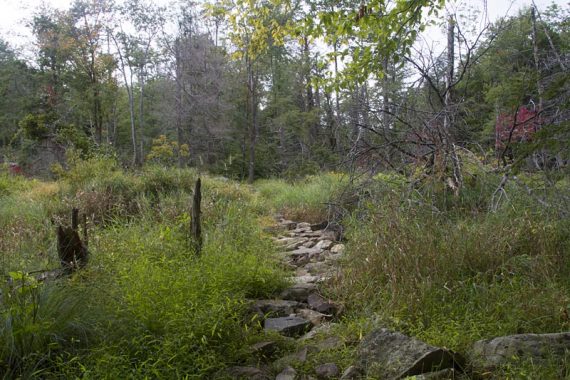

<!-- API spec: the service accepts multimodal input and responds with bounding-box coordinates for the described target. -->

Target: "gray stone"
[302,240,317,248]
[304,262,331,275]
[289,247,321,257]
[251,299,300,317]
[285,239,310,251]
[290,275,320,284]
[226,366,270,379]
[296,308,328,326]
[280,283,317,302]
[330,244,345,254]
[298,222,312,229]
[315,336,343,351]
[315,363,339,379]
[265,317,311,337]
[307,293,338,315]
[315,240,334,250]
[470,332,570,373]
[357,329,463,379]
[340,366,363,379]
[276,366,297,380]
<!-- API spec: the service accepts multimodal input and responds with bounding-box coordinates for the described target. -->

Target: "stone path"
[227,218,348,379]
[262,219,344,338]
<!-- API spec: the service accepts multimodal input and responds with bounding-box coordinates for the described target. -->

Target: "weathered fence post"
[191,178,203,254]
[57,207,89,272]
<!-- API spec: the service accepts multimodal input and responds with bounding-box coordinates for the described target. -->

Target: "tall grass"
[328,174,570,354]
[256,173,347,222]
[0,159,289,378]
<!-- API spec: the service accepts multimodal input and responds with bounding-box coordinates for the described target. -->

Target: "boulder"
[265,317,311,337]
[470,332,570,373]
[357,329,464,379]
[276,366,298,380]
[315,363,340,379]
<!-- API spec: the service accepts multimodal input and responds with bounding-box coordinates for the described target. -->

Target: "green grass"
[2,157,569,378]
[255,173,347,222]
[0,159,289,378]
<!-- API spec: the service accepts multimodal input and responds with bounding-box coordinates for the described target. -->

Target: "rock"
[280,283,317,302]
[299,323,338,341]
[226,366,270,379]
[276,366,298,380]
[307,293,338,315]
[275,347,311,367]
[290,275,320,284]
[265,317,311,337]
[340,366,363,379]
[304,262,332,275]
[289,247,321,257]
[315,336,343,351]
[296,308,328,326]
[249,341,277,357]
[330,244,345,254]
[251,300,300,317]
[470,332,570,373]
[315,240,334,250]
[285,240,310,251]
[357,329,464,379]
[296,268,310,276]
[302,240,317,248]
[298,222,312,229]
[315,363,340,379]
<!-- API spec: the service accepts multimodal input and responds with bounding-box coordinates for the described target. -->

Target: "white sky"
[0,0,567,54]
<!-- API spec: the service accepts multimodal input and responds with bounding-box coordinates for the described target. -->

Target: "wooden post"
[83,213,88,248]
[191,178,203,254]
[71,208,79,231]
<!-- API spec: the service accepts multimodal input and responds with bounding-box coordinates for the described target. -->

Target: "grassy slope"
[1,159,569,378]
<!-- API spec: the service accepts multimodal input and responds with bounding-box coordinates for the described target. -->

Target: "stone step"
[264,316,311,337]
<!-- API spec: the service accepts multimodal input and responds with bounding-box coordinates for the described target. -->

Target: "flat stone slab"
[265,316,311,337]
[470,332,570,372]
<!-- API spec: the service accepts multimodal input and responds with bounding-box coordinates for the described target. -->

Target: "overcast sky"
[0,0,567,53]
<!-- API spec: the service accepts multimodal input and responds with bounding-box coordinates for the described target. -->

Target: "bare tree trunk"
[175,38,185,168]
[247,56,257,184]
[531,6,544,112]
